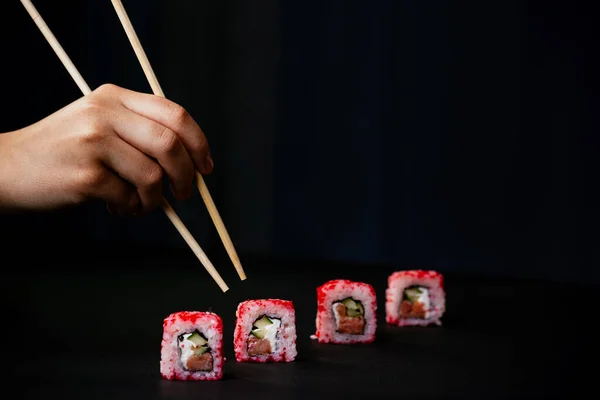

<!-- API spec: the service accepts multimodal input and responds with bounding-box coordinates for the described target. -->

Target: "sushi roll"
[312,279,377,344]
[385,270,445,327]
[233,299,297,362]
[160,311,224,380]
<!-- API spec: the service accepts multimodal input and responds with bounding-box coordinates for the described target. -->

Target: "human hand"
[0,84,213,215]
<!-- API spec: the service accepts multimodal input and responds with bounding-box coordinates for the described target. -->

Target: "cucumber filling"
[400,285,432,319]
[248,315,281,356]
[332,297,365,335]
[178,330,213,371]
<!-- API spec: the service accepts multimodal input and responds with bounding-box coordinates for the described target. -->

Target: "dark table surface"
[1,240,596,399]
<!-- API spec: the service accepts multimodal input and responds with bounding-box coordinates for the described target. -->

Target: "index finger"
[111,86,213,175]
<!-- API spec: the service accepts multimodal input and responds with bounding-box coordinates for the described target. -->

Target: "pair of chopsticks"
[19,0,246,292]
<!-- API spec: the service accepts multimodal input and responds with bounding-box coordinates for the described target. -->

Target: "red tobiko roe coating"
[388,270,444,288]
[385,270,446,327]
[316,279,376,309]
[236,299,295,315]
[160,311,224,381]
[163,311,223,331]
[233,299,297,363]
[314,279,377,344]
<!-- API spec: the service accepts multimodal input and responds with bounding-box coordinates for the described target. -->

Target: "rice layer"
[234,299,297,362]
[160,311,224,380]
[313,279,377,344]
[385,270,446,326]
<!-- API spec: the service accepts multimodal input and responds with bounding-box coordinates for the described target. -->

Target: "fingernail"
[205,152,214,172]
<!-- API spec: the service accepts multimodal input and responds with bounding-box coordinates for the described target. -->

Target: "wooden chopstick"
[19,0,229,293]
[110,0,247,281]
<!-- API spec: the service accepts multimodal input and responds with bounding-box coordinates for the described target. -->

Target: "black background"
[1,0,596,283]
[0,1,598,397]
[2,246,597,398]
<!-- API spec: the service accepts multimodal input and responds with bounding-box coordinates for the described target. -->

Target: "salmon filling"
[332,298,365,335]
[185,352,213,371]
[178,331,213,372]
[399,286,431,319]
[247,315,281,356]
[247,336,272,356]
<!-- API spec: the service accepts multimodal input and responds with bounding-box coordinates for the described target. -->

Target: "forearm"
[0,131,18,211]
